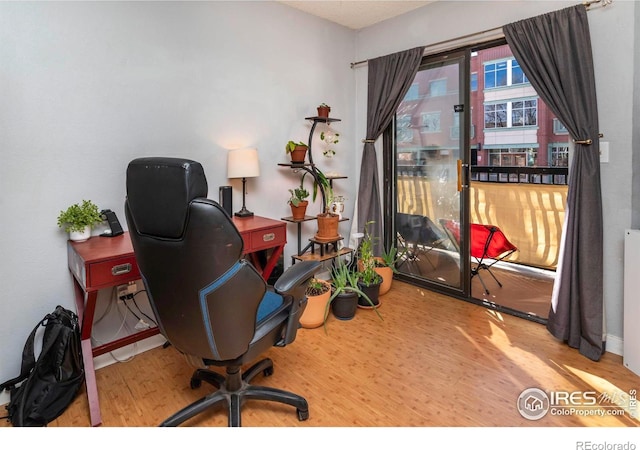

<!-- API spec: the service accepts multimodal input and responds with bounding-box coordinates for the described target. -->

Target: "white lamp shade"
[227,148,260,179]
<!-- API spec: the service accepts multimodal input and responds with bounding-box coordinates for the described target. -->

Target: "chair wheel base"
[297,408,309,421]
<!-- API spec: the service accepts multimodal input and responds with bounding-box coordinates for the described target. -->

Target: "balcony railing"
[471,166,568,185]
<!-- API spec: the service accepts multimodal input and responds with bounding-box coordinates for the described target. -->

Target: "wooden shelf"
[281,215,317,223]
[292,247,353,263]
[281,215,350,224]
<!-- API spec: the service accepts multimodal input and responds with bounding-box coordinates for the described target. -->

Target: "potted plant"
[288,178,310,220]
[299,278,332,329]
[313,168,340,241]
[57,199,103,242]
[320,130,339,158]
[356,221,383,308]
[374,245,405,296]
[286,140,308,164]
[317,103,331,118]
[325,259,383,328]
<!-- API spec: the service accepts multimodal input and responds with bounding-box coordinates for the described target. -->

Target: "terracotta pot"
[331,291,358,320]
[289,146,308,164]
[300,280,331,329]
[315,213,340,240]
[317,106,330,118]
[290,200,308,220]
[374,257,393,296]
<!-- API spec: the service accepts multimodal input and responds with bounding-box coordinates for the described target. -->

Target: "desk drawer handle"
[112,263,132,276]
[262,233,275,242]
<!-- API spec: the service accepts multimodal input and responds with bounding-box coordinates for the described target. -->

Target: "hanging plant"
[320,131,339,158]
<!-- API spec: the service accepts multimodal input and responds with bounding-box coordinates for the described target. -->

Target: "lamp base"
[234,208,254,218]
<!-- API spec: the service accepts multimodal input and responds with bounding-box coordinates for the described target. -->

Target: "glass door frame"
[383,48,473,301]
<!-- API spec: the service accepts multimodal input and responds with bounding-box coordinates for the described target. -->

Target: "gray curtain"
[504,5,603,361]
[357,47,424,252]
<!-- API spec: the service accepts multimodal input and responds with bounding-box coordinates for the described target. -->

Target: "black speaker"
[219,186,232,216]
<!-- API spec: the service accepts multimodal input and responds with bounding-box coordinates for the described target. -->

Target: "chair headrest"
[126,157,208,239]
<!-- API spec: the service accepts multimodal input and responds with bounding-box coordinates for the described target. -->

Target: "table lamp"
[227,148,260,217]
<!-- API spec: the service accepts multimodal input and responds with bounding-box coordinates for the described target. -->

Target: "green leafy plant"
[377,245,406,273]
[285,140,308,154]
[323,259,382,332]
[318,103,330,108]
[57,200,103,233]
[358,220,382,286]
[306,278,331,296]
[288,178,309,206]
[305,168,334,213]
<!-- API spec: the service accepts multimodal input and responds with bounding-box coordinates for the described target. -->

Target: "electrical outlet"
[126,281,137,299]
[117,284,129,301]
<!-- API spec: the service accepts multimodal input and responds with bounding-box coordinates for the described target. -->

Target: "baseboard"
[605,333,623,356]
[0,334,167,408]
[92,334,167,370]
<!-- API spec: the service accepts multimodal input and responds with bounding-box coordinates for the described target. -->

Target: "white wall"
[0,1,356,400]
[1,0,635,408]
[353,0,637,350]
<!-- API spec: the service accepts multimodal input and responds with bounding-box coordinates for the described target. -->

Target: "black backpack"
[0,305,84,426]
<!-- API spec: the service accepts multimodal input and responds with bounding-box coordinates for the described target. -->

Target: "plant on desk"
[57,199,103,242]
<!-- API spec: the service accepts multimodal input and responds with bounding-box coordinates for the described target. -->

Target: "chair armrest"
[274,261,321,346]
[274,261,321,296]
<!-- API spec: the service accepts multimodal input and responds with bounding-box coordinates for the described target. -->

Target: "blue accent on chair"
[199,261,243,359]
[257,291,284,324]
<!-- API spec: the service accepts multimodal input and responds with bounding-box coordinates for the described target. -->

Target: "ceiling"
[278,1,435,30]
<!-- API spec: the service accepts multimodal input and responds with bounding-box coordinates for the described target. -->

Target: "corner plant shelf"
[279,115,351,264]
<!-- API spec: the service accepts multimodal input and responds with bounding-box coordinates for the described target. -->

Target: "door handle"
[457,159,469,191]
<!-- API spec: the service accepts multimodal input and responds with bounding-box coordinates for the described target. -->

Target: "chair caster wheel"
[263,366,274,377]
[190,378,202,389]
[297,409,309,421]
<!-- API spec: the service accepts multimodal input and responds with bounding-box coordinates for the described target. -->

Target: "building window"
[471,72,478,92]
[512,99,537,127]
[404,83,419,101]
[397,115,413,142]
[484,58,530,89]
[429,79,447,97]
[485,61,508,88]
[511,59,529,85]
[484,103,507,128]
[550,144,569,167]
[553,118,569,134]
[421,112,441,133]
[488,147,538,167]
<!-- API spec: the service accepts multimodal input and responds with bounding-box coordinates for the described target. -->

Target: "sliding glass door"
[391,51,470,297]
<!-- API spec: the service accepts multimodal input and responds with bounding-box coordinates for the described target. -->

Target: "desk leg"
[72,280,102,427]
[262,244,284,281]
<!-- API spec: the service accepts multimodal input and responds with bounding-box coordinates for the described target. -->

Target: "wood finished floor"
[6,280,639,428]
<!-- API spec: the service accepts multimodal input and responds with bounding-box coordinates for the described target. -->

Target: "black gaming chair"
[124,157,320,427]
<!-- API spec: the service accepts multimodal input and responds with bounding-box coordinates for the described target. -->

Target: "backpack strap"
[0,315,48,392]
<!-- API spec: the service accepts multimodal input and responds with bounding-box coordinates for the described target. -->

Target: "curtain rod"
[350,0,613,69]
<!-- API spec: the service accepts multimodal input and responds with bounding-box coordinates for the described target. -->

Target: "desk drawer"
[87,256,140,290]
[247,225,286,252]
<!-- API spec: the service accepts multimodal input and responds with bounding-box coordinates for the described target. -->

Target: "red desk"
[67,216,286,426]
